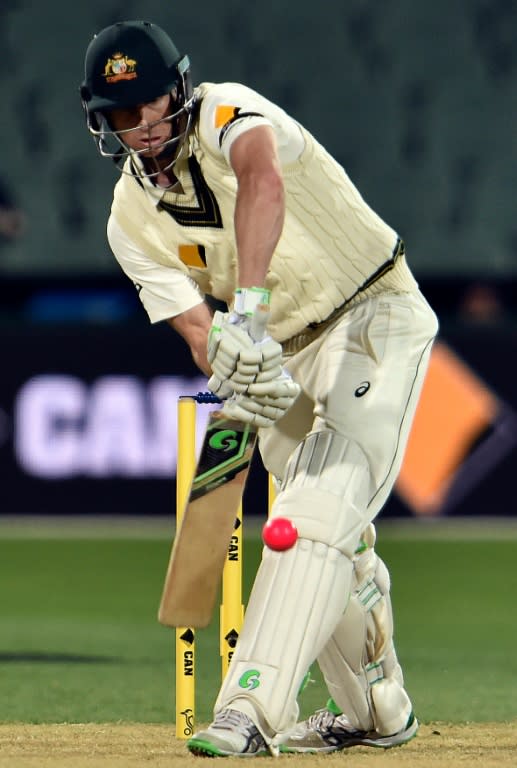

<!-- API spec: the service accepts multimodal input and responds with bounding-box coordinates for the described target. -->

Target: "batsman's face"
[107,94,174,157]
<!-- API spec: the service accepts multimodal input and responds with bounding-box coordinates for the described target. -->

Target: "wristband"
[233,287,271,316]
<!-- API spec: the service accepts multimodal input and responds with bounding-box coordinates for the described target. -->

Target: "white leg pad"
[214,430,372,742]
[276,430,371,557]
[318,534,413,735]
[215,539,353,741]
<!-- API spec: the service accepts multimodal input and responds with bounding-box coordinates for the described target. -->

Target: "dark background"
[0,1,515,519]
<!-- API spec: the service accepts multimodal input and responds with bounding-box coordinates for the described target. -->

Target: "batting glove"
[207,288,283,396]
[221,370,300,428]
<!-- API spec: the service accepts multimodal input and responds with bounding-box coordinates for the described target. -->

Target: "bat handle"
[192,391,222,404]
[249,303,270,342]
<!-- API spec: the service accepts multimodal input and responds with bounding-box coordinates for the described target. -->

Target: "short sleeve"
[107,215,205,323]
[197,82,305,166]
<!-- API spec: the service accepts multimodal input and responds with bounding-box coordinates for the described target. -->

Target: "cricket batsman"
[80,20,439,757]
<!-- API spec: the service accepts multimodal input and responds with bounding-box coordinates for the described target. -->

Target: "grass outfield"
[1,518,517,726]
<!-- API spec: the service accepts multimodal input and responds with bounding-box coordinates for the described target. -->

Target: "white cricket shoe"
[280,707,418,753]
[187,708,274,757]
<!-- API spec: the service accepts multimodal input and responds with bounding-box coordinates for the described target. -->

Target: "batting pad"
[213,430,374,741]
[274,430,371,558]
[214,538,353,742]
[318,544,412,735]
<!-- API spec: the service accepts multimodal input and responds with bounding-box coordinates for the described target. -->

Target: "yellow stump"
[268,472,277,516]
[220,471,275,680]
[175,397,197,739]
[220,501,244,680]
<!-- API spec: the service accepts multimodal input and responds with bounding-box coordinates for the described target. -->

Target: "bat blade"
[158,411,257,628]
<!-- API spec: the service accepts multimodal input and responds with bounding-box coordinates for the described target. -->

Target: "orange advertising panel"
[396,341,499,514]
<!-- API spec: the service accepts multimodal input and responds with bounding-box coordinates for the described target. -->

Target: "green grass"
[1,530,516,724]
[378,538,517,723]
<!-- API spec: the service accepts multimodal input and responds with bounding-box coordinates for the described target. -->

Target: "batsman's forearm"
[234,170,285,288]
[167,302,213,376]
[191,346,212,377]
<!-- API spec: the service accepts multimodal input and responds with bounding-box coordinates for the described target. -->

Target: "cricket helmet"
[80,20,195,175]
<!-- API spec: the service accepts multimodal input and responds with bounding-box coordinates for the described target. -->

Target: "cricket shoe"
[187,708,276,757]
[279,707,418,753]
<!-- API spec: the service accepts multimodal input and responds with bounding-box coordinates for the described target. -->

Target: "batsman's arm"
[167,302,214,376]
[229,125,285,288]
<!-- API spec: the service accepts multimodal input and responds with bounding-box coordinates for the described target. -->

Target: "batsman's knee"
[271,430,371,558]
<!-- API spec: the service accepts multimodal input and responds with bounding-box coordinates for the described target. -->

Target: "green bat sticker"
[190,415,257,501]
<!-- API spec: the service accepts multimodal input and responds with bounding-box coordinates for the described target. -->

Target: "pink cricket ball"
[262,517,298,551]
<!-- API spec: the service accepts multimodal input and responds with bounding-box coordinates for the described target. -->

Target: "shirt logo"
[215,105,239,129]
[355,381,371,398]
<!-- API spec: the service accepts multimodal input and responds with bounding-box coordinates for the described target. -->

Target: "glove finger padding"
[245,394,298,409]
[210,348,245,381]
[221,372,300,427]
[230,363,291,394]
[258,337,284,365]
[234,337,283,369]
[238,346,267,367]
[222,396,276,428]
[221,322,257,349]
[207,374,233,399]
[214,326,255,363]
[246,400,290,421]
[246,375,301,400]
[206,298,288,411]
[246,363,284,384]
[207,314,254,376]
[208,312,283,390]
[231,342,283,390]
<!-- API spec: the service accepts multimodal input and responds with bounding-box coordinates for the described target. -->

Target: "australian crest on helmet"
[103,52,138,83]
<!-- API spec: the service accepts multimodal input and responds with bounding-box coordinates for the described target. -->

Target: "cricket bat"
[158,411,257,628]
[158,305,269,629]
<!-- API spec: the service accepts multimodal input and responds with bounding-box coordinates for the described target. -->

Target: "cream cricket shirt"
[108,82,417,342]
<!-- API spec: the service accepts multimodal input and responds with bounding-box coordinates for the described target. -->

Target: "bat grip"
[249,304,270,342]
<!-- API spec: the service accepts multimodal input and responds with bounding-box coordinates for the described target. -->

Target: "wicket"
[175,394,253,740]
[175,395,198,739]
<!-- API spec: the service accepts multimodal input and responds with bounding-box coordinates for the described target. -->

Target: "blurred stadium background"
[1,0,515,520]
